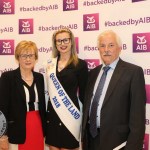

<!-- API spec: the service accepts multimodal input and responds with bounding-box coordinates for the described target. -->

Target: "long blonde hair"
[52,28,79,66]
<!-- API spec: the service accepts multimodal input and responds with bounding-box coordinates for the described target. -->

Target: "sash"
[46,58,82,141]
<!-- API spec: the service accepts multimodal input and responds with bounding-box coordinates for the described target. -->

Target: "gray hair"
[97,30,122,48]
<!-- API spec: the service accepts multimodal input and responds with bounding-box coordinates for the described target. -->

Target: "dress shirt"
[89,58,119,127]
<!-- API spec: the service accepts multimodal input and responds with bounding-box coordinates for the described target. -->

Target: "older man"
[82,30,146,150]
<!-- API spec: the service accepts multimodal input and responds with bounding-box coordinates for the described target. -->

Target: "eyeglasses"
[55,38,71,45]
[19,54,35,60]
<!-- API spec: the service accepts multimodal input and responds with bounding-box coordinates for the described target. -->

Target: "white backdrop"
[0,0,150,149]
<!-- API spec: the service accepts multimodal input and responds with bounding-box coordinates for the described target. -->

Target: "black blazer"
[0,68,46,144]
[82,59,146,150]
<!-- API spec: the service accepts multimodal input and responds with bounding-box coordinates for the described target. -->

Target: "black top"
[0,68,46,143]
[45,58,88,148]
[56,58,88,108]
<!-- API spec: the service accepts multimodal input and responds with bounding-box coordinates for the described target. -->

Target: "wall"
[0,0,150,149]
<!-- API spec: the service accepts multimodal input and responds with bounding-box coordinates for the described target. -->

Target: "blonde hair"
[15,40,38,60]
[52,28,79,66]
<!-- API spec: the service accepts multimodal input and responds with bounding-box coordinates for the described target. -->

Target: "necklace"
[22,77,33,81]
[21,74,33,81]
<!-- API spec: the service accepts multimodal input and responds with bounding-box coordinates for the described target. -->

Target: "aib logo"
[63,0,78,11]
[143,134,149,150]
[0,0,14,14]
[83,13,99,31]
[75,37,79,54]
[85,59,100,70]
[0,40,14,55]
[132,0,146,2]
[145,85,150,104]
[133,33,150,52]
[19,19,33,34]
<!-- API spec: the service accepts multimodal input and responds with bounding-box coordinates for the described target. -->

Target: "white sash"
[46,58,82,141]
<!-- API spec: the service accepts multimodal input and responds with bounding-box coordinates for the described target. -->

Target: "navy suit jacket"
[0,68,46,144]
[82,59,146,150]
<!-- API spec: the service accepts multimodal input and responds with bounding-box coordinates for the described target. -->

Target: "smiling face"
[18,48,36,71]
[15,41,38,72]
[98,32,121,65]
[55,32,72,56]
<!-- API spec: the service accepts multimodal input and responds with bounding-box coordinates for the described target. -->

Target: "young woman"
[45,28,88,150]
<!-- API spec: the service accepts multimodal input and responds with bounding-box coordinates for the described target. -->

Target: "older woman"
[0,40,46,150]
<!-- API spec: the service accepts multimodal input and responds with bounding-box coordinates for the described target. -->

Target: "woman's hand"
[0,136,9,150]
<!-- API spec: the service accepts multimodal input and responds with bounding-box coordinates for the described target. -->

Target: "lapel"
[83,65,102,127]
[14,68,42,104]
[33,72,42,104]
[102,59,125,107]
[56,56,75,76]
[85,65,102,112]
[14,68,26,103]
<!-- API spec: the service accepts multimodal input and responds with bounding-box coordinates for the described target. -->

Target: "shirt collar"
[102,57,119,70]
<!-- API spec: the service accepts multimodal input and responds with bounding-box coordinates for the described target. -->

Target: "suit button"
[59,123,62,126]
[47,120,50,123]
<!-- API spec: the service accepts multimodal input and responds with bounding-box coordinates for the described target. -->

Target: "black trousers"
[83,124,100,150]
[83,124,125,150]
